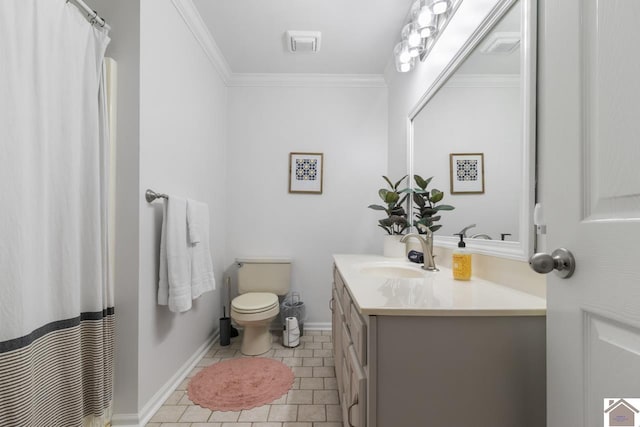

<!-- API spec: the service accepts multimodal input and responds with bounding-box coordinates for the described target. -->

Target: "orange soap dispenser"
[452,233,472,281]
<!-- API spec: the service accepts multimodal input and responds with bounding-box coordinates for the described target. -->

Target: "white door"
[538,0,640,426]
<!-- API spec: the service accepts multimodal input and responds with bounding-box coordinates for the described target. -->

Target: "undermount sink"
[357,262,426,279]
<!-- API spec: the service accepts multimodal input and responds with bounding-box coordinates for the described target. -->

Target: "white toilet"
[231,257,291,356]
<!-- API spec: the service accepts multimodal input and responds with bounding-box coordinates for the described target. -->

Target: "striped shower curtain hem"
[0,309,115,427]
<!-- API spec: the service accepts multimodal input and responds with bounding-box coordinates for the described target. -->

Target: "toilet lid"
[232,292,279,314]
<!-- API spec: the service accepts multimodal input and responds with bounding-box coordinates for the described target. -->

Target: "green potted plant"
[410,175,455,234]
[368,175,410,257]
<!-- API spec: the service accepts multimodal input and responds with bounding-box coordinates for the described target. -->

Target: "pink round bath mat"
[187,357,295,411]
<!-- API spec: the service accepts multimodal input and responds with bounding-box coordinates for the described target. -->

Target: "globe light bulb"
[429,0,450,15]
[412,1,438,40]
[402,23,422,48]
[394,41,412,63]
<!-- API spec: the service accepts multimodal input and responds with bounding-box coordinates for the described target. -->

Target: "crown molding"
[170,0,232,84]
[228,73,387,88]
[446,73,520,87]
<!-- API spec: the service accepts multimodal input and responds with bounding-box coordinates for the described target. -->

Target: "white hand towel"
[158,202,169,306]
[186,199,202,244]
[158,196,192,312]
[187,199,216,299]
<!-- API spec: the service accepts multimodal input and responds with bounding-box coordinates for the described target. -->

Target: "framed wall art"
[449,153,485,194]
[289,152,324,194]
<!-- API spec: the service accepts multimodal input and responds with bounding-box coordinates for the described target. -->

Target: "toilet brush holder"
[220,317,231,346]
[220,307,231,346]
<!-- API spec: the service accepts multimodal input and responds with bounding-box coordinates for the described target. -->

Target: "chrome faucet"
[457,224,477,238]
[401,231,438,271]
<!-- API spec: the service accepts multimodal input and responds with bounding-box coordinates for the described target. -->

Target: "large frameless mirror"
[407,0,536,260]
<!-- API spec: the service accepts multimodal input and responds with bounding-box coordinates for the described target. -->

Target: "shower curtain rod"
[68,0,110,30]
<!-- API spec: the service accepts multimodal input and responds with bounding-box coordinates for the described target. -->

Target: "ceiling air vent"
[286,31,321,53]
[479,32,521,55]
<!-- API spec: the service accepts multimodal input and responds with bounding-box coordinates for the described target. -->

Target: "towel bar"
[145,189,168,203]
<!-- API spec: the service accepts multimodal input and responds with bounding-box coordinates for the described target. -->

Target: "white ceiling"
[192,0,414,75]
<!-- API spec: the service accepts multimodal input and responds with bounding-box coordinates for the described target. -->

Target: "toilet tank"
[237,257,292,295]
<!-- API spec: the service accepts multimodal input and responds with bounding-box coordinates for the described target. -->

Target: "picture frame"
[449,153,485,194]
[289,152,324,194]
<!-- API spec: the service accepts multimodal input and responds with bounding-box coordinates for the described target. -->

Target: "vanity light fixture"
[394,0,461,73]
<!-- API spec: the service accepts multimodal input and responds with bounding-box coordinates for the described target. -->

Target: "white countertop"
[333,254,546,317]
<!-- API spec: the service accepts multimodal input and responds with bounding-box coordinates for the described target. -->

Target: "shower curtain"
[0,1,114,426]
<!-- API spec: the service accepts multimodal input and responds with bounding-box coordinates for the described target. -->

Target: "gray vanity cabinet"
[331,266,368,427]
[331,264,546,427]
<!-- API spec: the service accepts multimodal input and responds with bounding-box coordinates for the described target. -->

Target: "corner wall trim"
[170,0,232,84]
[112,331,218,427]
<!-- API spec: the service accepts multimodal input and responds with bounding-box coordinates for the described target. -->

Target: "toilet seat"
[232,292,279,314]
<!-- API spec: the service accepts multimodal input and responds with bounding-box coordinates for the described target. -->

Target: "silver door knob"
[529,248,576,278]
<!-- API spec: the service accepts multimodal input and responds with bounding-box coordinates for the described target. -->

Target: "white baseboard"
[111,331,218,427]
[303,322,331,331]
[110,413,138,427]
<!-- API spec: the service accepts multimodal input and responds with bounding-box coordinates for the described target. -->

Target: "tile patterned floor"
[146,330,342,427]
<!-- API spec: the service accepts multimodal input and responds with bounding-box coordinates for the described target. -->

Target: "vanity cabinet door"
[333,263,368,426]
[333,266,345,298]
[341,322,352,354]
[334,267,350,320]
[335,270,352,320]
[348,304,367,366]
[342,288,352,323]
[341,351,352,425]
[346,345,367,427]
[331,287,344,397]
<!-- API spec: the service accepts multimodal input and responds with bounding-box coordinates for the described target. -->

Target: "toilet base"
[240,324,272,356]
[231,297,280,356]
